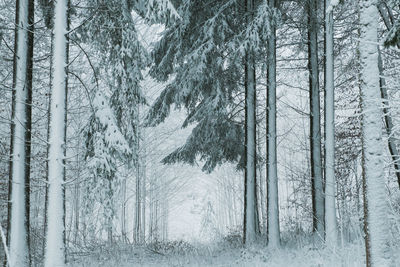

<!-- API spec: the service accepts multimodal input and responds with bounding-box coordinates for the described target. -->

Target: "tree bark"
[360,0,390,265]
[377,5,400,190]
[266,0,280,248]
[8,0,34,265]
[324,0,338,247]
[243,0,257,245]
[307,0,325,238]
[44,0,69,265]
[378,50,400,190]
[5,0,19,265]
[134,102,146,244]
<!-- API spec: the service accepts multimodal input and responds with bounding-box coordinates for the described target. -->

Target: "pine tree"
[79,0,147,244]
[146,0,247,172]
[359,0,390,265]
[84,92,131,243]
[145,0,273,243]
[7,0,34,265]
[324,0,338,247]
[44,0,69,265]
[266,0,280,248]
[79,0,178,244]
[307,0,325,239]
[244,0,257,244]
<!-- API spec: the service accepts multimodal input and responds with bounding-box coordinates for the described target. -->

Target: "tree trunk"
[121,177,127,243]
[44,0,69,265]
[243,0,257,245]
[135,164,142,244]
[307,0,325,238]
[134,102,146,244]
[43,35,53,257]
[324,0,338,247]
[377,6,400,190]
[359,0,390,265]
[141,143,146,243]
[378,50,400,190]
[8,0,34,265]
[266,0,280,248]
[5,1,19,265]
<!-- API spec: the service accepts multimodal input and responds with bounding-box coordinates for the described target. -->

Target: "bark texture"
[360,0,390,265]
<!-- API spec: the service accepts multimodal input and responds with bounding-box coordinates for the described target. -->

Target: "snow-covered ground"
[67,239,379,267]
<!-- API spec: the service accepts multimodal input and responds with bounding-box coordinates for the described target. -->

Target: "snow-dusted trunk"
[8,0,34,265]
[148,177,153,242]
[72,182,80,244]
[134,165,142,244]
[134,103,146,244]
[44,0,69,265]
[141,144,146,242]
[377,6,400,190]
[149,176,158,243]
[159,168,168,241]
[243,0,257,245]
[5,1,19,262]
[266,0,280,248]
[161,187,168,241]
[256,135,266,233]
[359,0,390,265]
[378,50,400,190]
[43,33,55,256]
[377,3,392,30]
[307,0,325,238]
[324,0,338,247]
[134,131,141,243]
[121,177,127,242]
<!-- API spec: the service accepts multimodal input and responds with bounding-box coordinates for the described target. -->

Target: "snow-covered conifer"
[8,0,34,265]
[360,0,390,265]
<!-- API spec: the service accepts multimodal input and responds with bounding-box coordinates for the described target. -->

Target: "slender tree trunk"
[378,50,400,189]
[5,1,19,265]
[141,143,146,243]
[44,0,69,265]
[243,0,257,245]
[43,35,53,257]
[307,0,325,238]
[72,86,83,245]
[134,102,145,244]
[266,0,280,248]
[162,185,168,241]
[121,177,127,243]
[134,144,140,243]
[324,0,338,247]
[377,6,400,190]
[256,136,266,233]
[254,174,260,234]
[63,0,70,256]
[359,0,390,265]
[148,178,153,242]
[8,0,34,265]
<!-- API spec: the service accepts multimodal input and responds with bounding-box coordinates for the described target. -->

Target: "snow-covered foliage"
[146,0,277,172]
[1,0,400,265]
[84,92,131,239]
[66,238,374,267]
[134,0,180,24]
[86,92,131,175]
[78,0,148,237]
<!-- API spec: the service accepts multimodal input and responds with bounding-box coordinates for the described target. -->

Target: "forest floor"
[66,237,378,267]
